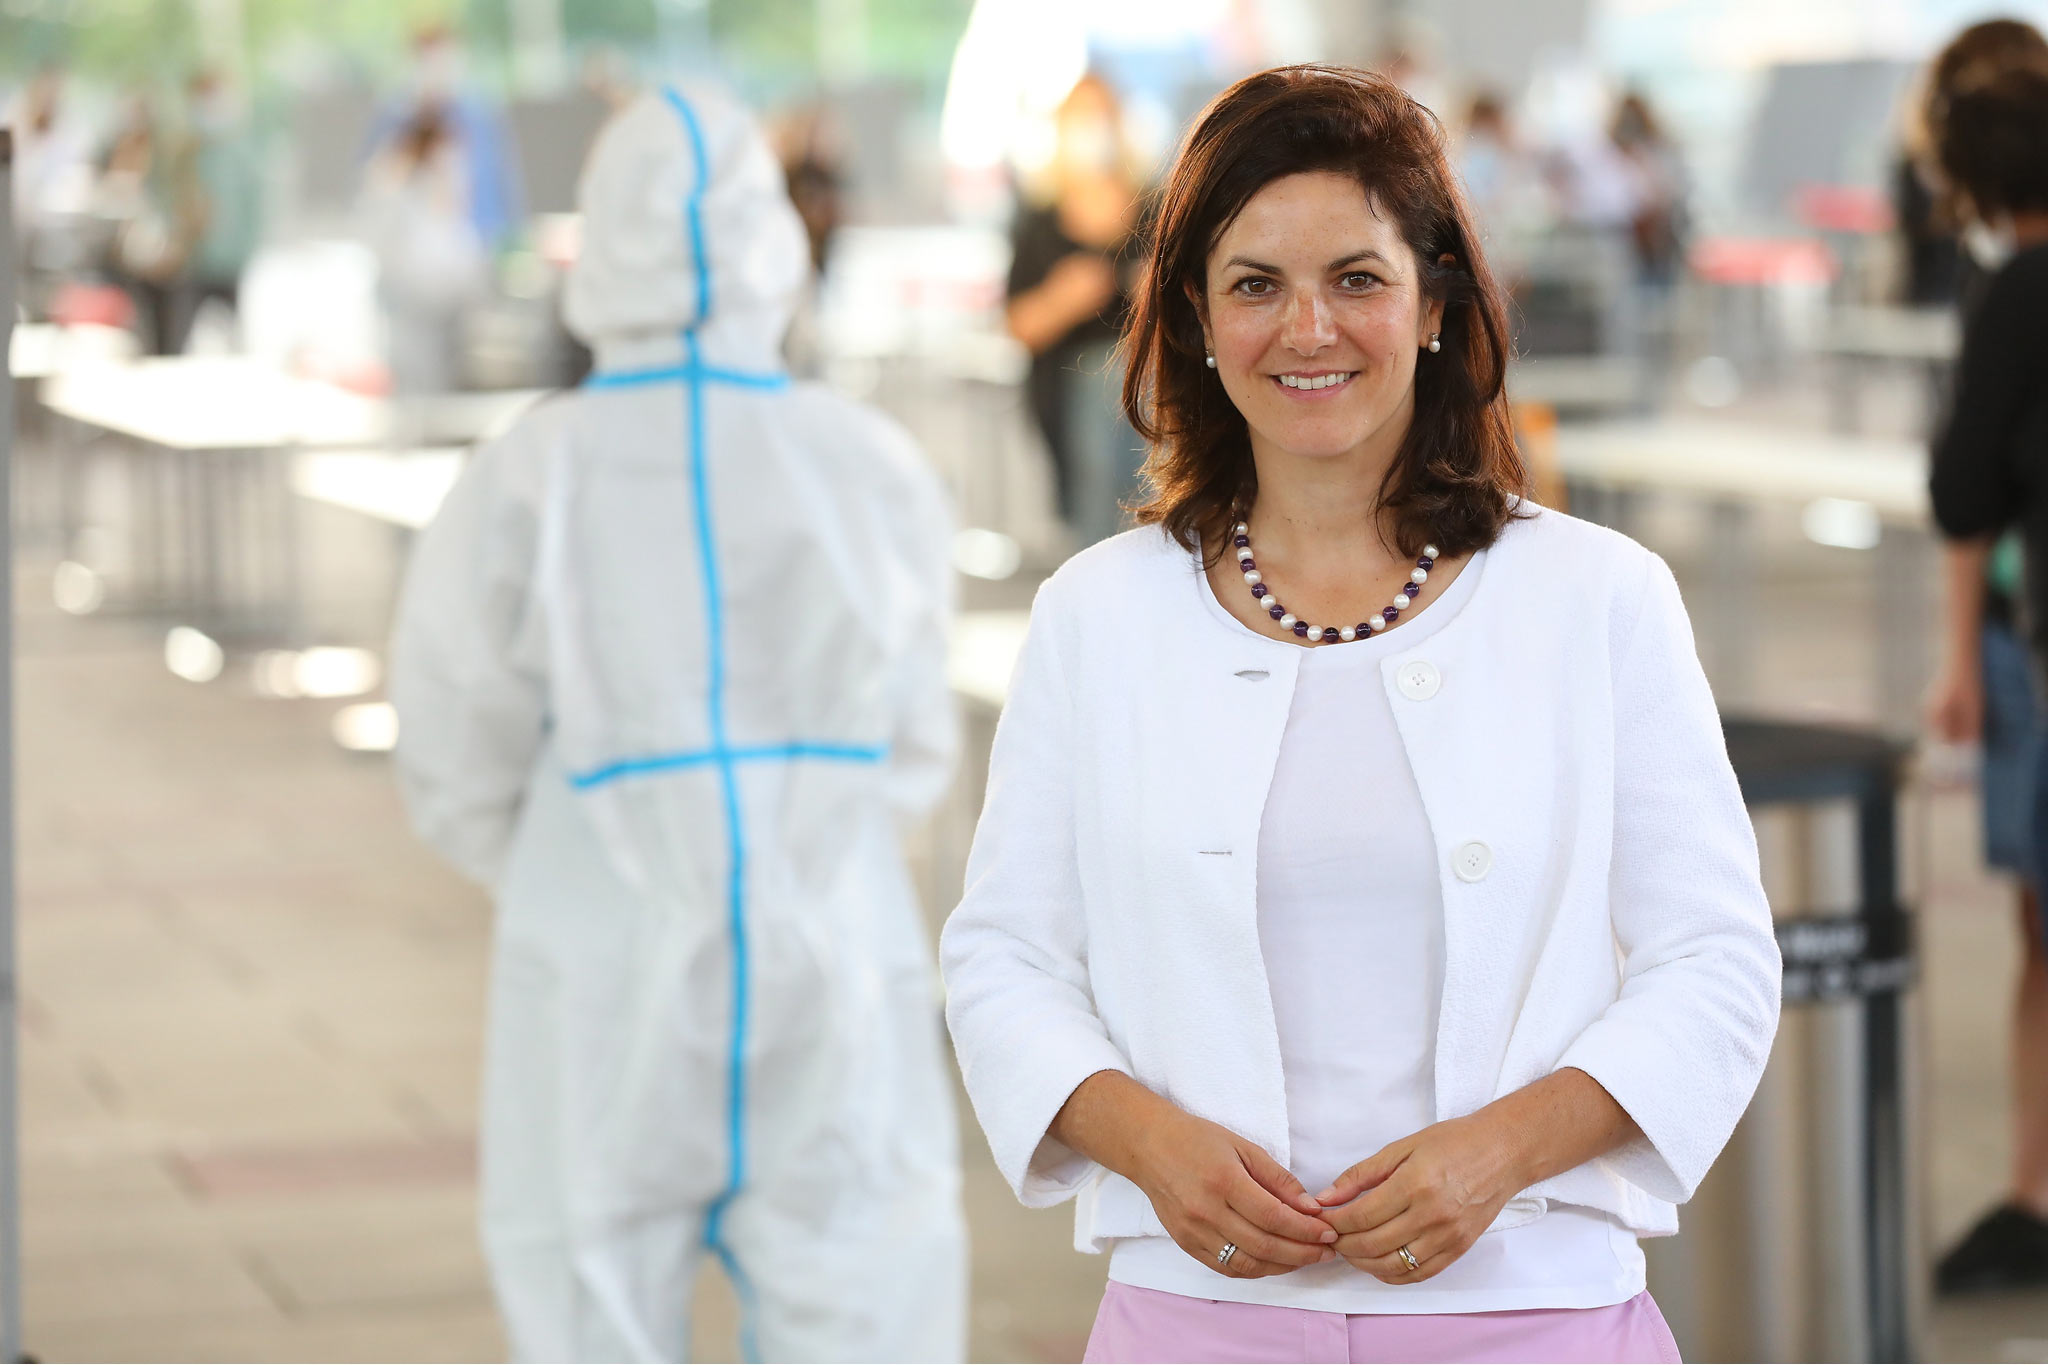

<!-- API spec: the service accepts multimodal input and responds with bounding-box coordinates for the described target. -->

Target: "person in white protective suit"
[388,85,968,1363]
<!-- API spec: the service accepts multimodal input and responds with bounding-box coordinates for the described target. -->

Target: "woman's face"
[1197,171,1442,464]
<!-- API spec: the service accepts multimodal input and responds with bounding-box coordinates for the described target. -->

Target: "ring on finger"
[1396,1244,1420,1273]
[1217,1242,1238,1268]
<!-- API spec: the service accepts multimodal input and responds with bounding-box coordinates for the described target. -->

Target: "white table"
[1813,306,1958,433]
[41,357,542,451]
[38,355,542,639]
[1552,419,1926,522]
[1816,306,1958,366]
[1553,418,1932,731]
[291,448,466,531]
[6,322,135,382]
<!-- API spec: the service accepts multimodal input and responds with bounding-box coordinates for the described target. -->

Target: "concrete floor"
[12,436,2048,1359]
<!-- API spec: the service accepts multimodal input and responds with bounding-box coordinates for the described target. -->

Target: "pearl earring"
[1427,334,1441,353]
[1205,352,1217,369]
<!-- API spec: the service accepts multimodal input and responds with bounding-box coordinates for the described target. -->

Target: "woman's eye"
[1340,272,1380,290]
[1234,278,1274,296]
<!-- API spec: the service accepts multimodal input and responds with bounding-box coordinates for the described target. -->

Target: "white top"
[939,508,1781,1263]
[1106,550,1646,1311]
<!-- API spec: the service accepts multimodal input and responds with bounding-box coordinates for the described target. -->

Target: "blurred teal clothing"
[191,120,260,286]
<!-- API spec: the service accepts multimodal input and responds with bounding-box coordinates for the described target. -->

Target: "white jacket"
[940,505,1782,1254]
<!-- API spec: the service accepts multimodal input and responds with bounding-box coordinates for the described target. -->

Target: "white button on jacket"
[1397,658,1442,700]
[941,506,1782,1255]
[1454,840,1493,883]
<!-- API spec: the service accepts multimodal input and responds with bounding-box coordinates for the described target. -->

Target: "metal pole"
[0,124,23,1365]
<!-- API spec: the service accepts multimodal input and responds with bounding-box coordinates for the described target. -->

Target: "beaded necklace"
[1231,520,1439,645]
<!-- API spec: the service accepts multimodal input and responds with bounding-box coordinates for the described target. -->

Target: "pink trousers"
[1082,1282,1682,1364]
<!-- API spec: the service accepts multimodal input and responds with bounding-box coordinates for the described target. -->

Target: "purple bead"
[1251,583,1267,598]
[1356,622,1373,636]
[1268,604,1285,620]
[1418,557,1435,570]
[1239,556,1255,570]
[1383,607,1400,623]
[1292,621,1309,637]
[1234,535,1250,547]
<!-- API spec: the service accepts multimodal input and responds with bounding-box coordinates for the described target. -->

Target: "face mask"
[1965,217,2017,269]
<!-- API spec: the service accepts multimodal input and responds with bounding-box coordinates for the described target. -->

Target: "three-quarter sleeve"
[939,578,1132,1206]
[1549,551,1783,1205]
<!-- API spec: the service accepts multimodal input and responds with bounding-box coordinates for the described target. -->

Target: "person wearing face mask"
[1005,74,1148,546]
[1924,45,2048,1297]
[943,66,1779,1362]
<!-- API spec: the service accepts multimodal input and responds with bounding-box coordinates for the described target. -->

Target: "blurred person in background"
[390,86,965,1361]
[175,69,262,351]
[357,100,488,394]
[368,23,522,252]
[1005,72,1148,546]
[1453,91,1549,289]
[775,106,844,277]
[945,65,1777,1363]
[1923,26,2048,1297]
[1607,92,1686,295]
[99,93,198,356]
[7,64,91,314]
[770,103,845,377]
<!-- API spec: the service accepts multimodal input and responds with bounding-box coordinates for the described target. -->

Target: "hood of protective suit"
[565,86,809,370]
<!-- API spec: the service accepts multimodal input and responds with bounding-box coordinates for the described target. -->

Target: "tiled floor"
[11,477,2048,1361]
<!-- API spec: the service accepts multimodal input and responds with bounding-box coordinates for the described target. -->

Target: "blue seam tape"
[668,84,753,1360]
[587,363,789,391]
[662,85,715,326]
[568,741,888,792]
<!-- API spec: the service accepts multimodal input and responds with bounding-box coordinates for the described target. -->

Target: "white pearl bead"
[1339,626,1356,642]
[1307,626,1324,642]
[1423,544,1439,559]
[1410,567,1428,585]
[1235,522,1248,535]
[1368,614,1386,632]
[1393,593,1411,610]
[1243,570,1261,586]
[1280,614,1297,629]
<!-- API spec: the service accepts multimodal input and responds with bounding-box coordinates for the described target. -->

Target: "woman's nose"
[1282,291,1336,353]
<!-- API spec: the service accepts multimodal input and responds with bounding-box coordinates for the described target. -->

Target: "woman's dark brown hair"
[1937,62,2048,221]
[1919,19,2048,148]
[1122,64,1525,563]
[1913,19,2048,221]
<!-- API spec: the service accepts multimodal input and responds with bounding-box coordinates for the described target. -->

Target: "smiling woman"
[942,64,1781,1365]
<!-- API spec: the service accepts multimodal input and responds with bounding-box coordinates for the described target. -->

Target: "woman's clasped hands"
[1134,1109,1523,1285]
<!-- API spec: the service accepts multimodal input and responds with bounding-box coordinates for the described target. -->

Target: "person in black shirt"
[1925,49,2048,1294]
[1005,74,1146,545]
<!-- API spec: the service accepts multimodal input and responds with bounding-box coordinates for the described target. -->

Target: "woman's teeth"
[1276,372,1356,390]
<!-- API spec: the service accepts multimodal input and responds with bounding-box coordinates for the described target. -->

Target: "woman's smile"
[1271,368,1360,397]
